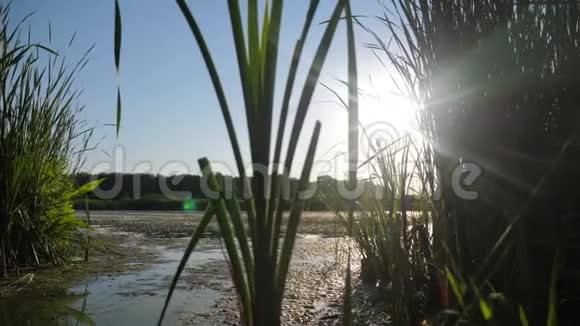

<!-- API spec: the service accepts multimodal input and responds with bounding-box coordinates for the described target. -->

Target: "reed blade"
[284,0,346,173]
[269,0,321,258]
[346,0,358,187]
[199,158,253,326]
[275,121,322,303]
[114,0,122,135]
[158,206,215,326]
[175,0,255,238]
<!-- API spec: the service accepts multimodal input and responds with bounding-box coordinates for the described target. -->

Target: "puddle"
[0,230,345,326]
[0,242,227,326]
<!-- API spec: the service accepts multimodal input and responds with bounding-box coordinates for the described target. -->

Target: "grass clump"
[0,4,94,274]
[323,132,436,324]
[347,0,580,323]
[110,1,362,325]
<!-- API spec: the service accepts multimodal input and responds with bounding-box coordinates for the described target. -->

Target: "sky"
[11,0,416,179]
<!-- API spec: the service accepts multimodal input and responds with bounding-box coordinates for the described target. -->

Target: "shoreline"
[1,210,384,325]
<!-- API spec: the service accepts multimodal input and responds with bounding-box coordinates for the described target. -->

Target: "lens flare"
[182,198,197,211]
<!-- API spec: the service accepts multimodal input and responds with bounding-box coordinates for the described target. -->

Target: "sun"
[358,73,418,137]
[312,71,418,180]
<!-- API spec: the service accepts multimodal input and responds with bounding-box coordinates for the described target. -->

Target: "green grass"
[352,0,579,323]
[111,1,359,325]
[322,132,435,324]
[109,0,577,324]
[0,4,97,273]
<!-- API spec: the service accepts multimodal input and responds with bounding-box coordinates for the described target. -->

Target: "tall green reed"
[0,3,96,273]
[427,251,561,326]
[359,0,579,322]
[117,1,359,325]
[341,1,358,324]
[323,131,435,324]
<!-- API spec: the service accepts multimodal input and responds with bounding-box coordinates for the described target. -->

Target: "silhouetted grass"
[359,0,580,323]
[110,1,358,325]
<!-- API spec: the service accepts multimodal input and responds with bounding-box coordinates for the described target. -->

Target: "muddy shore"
[90,211,346,238]
[1,211,388,325]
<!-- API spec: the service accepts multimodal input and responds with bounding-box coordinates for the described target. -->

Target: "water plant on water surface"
[0,4,99,274]
[115,0,355,324]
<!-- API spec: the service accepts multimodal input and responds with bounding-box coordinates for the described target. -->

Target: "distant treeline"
[73,172,322,211]
[74,172,303,201]
[73,173,422,211]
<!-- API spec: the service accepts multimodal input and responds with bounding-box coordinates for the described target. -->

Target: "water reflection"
[0,290,92,326]
[0,243,225,326]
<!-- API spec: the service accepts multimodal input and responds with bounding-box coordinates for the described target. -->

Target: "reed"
[360,0,580,322]
[0,3,95,273]
[322,131,436,324]
[142,1,358,325]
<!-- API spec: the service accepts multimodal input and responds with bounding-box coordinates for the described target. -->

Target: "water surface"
[0,240,227,326]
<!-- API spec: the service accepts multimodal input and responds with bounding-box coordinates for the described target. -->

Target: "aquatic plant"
[0,4,95,273]
[360,0,580,322]
[322,131,436,324]
[108,0,361,325]
[105,0,579,323]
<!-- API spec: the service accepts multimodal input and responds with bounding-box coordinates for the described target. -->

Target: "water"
[0,242,227,326]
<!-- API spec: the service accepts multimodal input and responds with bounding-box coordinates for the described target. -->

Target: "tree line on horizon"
[72,172,422,211]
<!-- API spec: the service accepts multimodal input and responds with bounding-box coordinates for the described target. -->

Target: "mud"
[0,211,373,325]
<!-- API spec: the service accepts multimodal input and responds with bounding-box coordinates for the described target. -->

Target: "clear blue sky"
[11,1,415,178]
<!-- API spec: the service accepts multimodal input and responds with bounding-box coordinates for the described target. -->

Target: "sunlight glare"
[358,73,417,134]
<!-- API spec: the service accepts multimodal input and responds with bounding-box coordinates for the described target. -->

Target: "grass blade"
[519,305,529,326]
[546,251,560,326]
[272,0,319,168]
[261,0,283,141]
[226,0,255,146]
[70,178,104,197]
[269,0,320,259]
[224,196,254,299]
[114,0,121,135]
[342,250,353,326]
[114,0,121,72]
[158,206,215,326]
[199,158,253,326]
[343,3,357,323]
[275,121,322,303]
[445,267,465,308]
[345,0,358,187]
[116,87,121,136]
[248,0,260,109]
[83,194,91,262]
[284,0,345,173]
[175,0,246,180]
[260,0,283,241]
[175,0,255,237]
